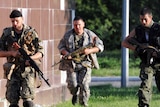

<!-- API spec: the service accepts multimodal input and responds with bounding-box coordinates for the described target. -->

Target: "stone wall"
[0,0,75,106]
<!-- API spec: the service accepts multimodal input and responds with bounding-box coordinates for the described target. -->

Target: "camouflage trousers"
[138,65,155,107]
[5,66,35,105]
[66,64,92,106]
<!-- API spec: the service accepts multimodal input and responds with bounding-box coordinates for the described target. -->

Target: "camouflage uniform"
[58,28,104,106]
[134,23,160,107]
[0,24,43,106]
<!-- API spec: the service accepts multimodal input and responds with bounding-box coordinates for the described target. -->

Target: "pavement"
[90,76,156,87]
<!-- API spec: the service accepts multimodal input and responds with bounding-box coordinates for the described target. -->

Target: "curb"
[91,76,140,82]
[90,76,156,87]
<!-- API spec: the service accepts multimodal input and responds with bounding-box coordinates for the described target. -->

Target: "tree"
[75,0,122,50]
[130,0,160,30]
[75,0,160,50]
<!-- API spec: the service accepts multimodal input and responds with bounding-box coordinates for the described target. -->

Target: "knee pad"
[23,101,34,107]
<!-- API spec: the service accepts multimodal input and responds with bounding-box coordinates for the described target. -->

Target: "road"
[90,76,156,87]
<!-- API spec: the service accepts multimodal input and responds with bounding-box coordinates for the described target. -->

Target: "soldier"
[0,9,43,107]
[122,7,160,107]
[58,16,104,106]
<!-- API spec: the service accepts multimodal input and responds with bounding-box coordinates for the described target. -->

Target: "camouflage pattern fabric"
[66,64,91,106]
[0,24,43,104]
[6,67,35,104]
[138,64,155,106]
[58,28,104,106]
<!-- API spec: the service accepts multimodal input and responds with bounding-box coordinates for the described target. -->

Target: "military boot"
[139,104,149,107]
[9,104,19,107]
[72,95,78,105]
[23,101,34,107]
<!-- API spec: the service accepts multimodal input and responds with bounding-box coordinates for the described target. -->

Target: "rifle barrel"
[19,47,51,87]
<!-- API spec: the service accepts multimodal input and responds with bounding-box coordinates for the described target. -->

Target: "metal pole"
[121,0,129,87]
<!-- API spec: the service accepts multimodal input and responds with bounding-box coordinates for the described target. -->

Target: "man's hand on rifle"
[61,49,72,59]
[11,50,21,57]
[62,55,72,60]
[135,45,145,55]
[83,48,91,55]
[84,47,100,55]
[25,60,31,66]
[152,51,160,58]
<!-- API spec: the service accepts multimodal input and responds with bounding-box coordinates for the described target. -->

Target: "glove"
[135,46,144,55]
[152,51,160,58]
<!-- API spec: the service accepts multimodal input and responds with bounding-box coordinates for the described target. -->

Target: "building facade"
[0,0,75,106]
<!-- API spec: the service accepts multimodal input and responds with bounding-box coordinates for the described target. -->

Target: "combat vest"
[135,23,160,64]
[2,25,40,63]
[2,25,42,79]
[59,28,100,70]
[135,23,160,48]
[73,29,100,69]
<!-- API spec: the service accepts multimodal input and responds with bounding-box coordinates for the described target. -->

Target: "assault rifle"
[128,37,160,92]
[128,37,158,52]
[8,36,51,87]
[52,43,93,67]
[128,37,158,65]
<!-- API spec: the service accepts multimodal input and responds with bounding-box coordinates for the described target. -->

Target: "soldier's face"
[10,17,23,31]
[73,19,85,35]
[140,13,153,28]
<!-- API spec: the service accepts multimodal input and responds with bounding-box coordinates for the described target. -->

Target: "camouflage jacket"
[0,24,44,65]
[58,28,104,69]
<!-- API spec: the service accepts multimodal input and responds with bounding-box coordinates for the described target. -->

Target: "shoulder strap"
[85,29,97,46]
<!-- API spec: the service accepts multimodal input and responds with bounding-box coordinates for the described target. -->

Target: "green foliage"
[130,0,160,29]
[75,0,160,50]
[75,0,122,50]
[97,50,121,68]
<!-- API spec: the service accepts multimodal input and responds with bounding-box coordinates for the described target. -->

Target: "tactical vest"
[2,26,40,64]
[73,33,88,64]
[135,23,160,64]
[135,23,160,49]
[72,30,100,69]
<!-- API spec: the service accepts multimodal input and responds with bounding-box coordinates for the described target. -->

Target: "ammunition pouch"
[21,67,32,78]
[59,59,73,71]
[23,101,34,107]
[3,63,16,80]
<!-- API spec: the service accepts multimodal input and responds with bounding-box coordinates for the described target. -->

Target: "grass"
[54,50,150,107]
[55,85,160,107]
[92,50,140,77]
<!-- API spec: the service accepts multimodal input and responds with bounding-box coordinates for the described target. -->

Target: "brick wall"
[0,0,75,106]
